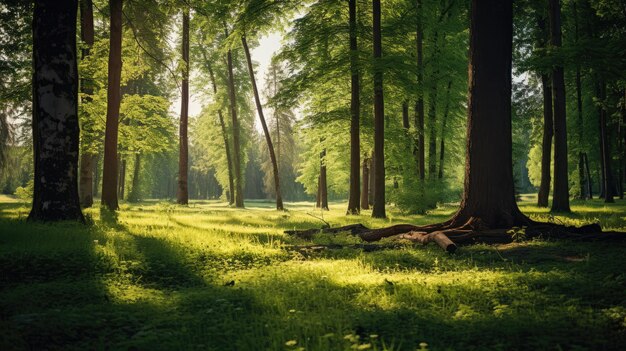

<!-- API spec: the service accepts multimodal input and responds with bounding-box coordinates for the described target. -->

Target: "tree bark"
[597,81,614,203]
[438,81,452,179]
[101,0,123,211]
[129,153,140,202]
[549,0,570,212]
[225,27,244,208]
[573,1,587,200]
[347,0,361,215]
[372,0,385,219]
[29,0,84,221]
[361,157,369,209]
[78,0,95,208]
[538,73,553,207]
[206,61,234,205]
[118,157,125,200]
[241,36,283,210]
[177,9,189,205]
[427,31,439,180]
[415,0,425,180]
[319,149,329,210]
[583,152,593,198]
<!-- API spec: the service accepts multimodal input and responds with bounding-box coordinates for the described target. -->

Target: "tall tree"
[206,60,235,205]
[415,0,425,180]
[177,8,190,205]
[548,0,570,212]
[371,0,385,219]
[29,0,83,221]
[360,157,369,210]
[319,148,329,211]
[225,31,244,208]
[241,36,283,210]
[346,0,361,215]
[537,72,553,207]
[597,82,614,202]
[101,0,123,211]
[78,0,95,208]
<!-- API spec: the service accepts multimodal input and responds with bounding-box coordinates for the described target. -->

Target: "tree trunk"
[177,9,189,205]
[319,149,329,210]
[427,31,439,180]
[206,62,234,205]
[549,0,570,212]
[415,0,425,180]
[620,90,626,199]
[118,157,126,200]
[93,154,100,197]
[29,0,83,221]
[129,153,140,202]
[101,0,123,211]
[361,157,369,210]
[241,36,283,210]
[368,153,374,205]
[372,0,385,219]
[449,0,526,227]
[347,0,361,215]
[598,81,614,203]
[573,1,587,200]
[438,81,452,179]
[583,152,593,199]
[225,32,244,208]
[538,73,553,207]
[315,175,321,208]
[78,0,95,208]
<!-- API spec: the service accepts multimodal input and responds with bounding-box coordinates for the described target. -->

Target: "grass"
[1,195,625,350]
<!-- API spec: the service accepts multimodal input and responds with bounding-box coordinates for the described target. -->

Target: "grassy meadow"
[1,194,625,350]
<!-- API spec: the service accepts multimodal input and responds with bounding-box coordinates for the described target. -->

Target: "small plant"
[507,226,527,242]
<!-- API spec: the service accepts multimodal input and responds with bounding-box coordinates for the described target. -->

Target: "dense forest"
[2,0,623,216]
[1,0,626,349]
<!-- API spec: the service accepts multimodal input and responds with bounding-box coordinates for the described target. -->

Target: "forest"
[1,0,625,350]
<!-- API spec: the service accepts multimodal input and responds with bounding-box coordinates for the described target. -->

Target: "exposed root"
[285,216,626,253]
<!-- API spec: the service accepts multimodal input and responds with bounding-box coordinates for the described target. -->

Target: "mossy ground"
[1,194,625,350]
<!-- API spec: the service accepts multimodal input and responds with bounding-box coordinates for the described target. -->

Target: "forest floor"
[1,194,625,350]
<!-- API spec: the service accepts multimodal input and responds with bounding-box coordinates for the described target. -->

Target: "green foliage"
[390,178,459,215]
[13,179,33,203]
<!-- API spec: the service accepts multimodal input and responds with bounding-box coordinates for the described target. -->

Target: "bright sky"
[171,32,284,124]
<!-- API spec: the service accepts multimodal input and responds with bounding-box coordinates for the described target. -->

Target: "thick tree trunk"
[241,36,283,210]
[538,73,553,207]
[446,0,527,227]
[347,0,361,215]
[78,0,95,208]
[549,0,570,212]
[225,44,244,208]
[177,9,189,205]
[361,158,369,210]
[319,149,329,210]
[101,0,123,211]
[29,0,83,221]
[415,0,425,180]
[372,0,385,218]
[438,81,452,179]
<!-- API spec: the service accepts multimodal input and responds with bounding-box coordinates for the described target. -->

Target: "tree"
[225,30,245,208]
[371,0,385,219]
[241,35,283,210]
[101,0,123,211]
[346,0,360,215]
[548,0,570,212]
[78,0,95,208]
[536,15,553,208]
[28,0,83,221]
[415,0,425,181]
[177,8,190,205]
